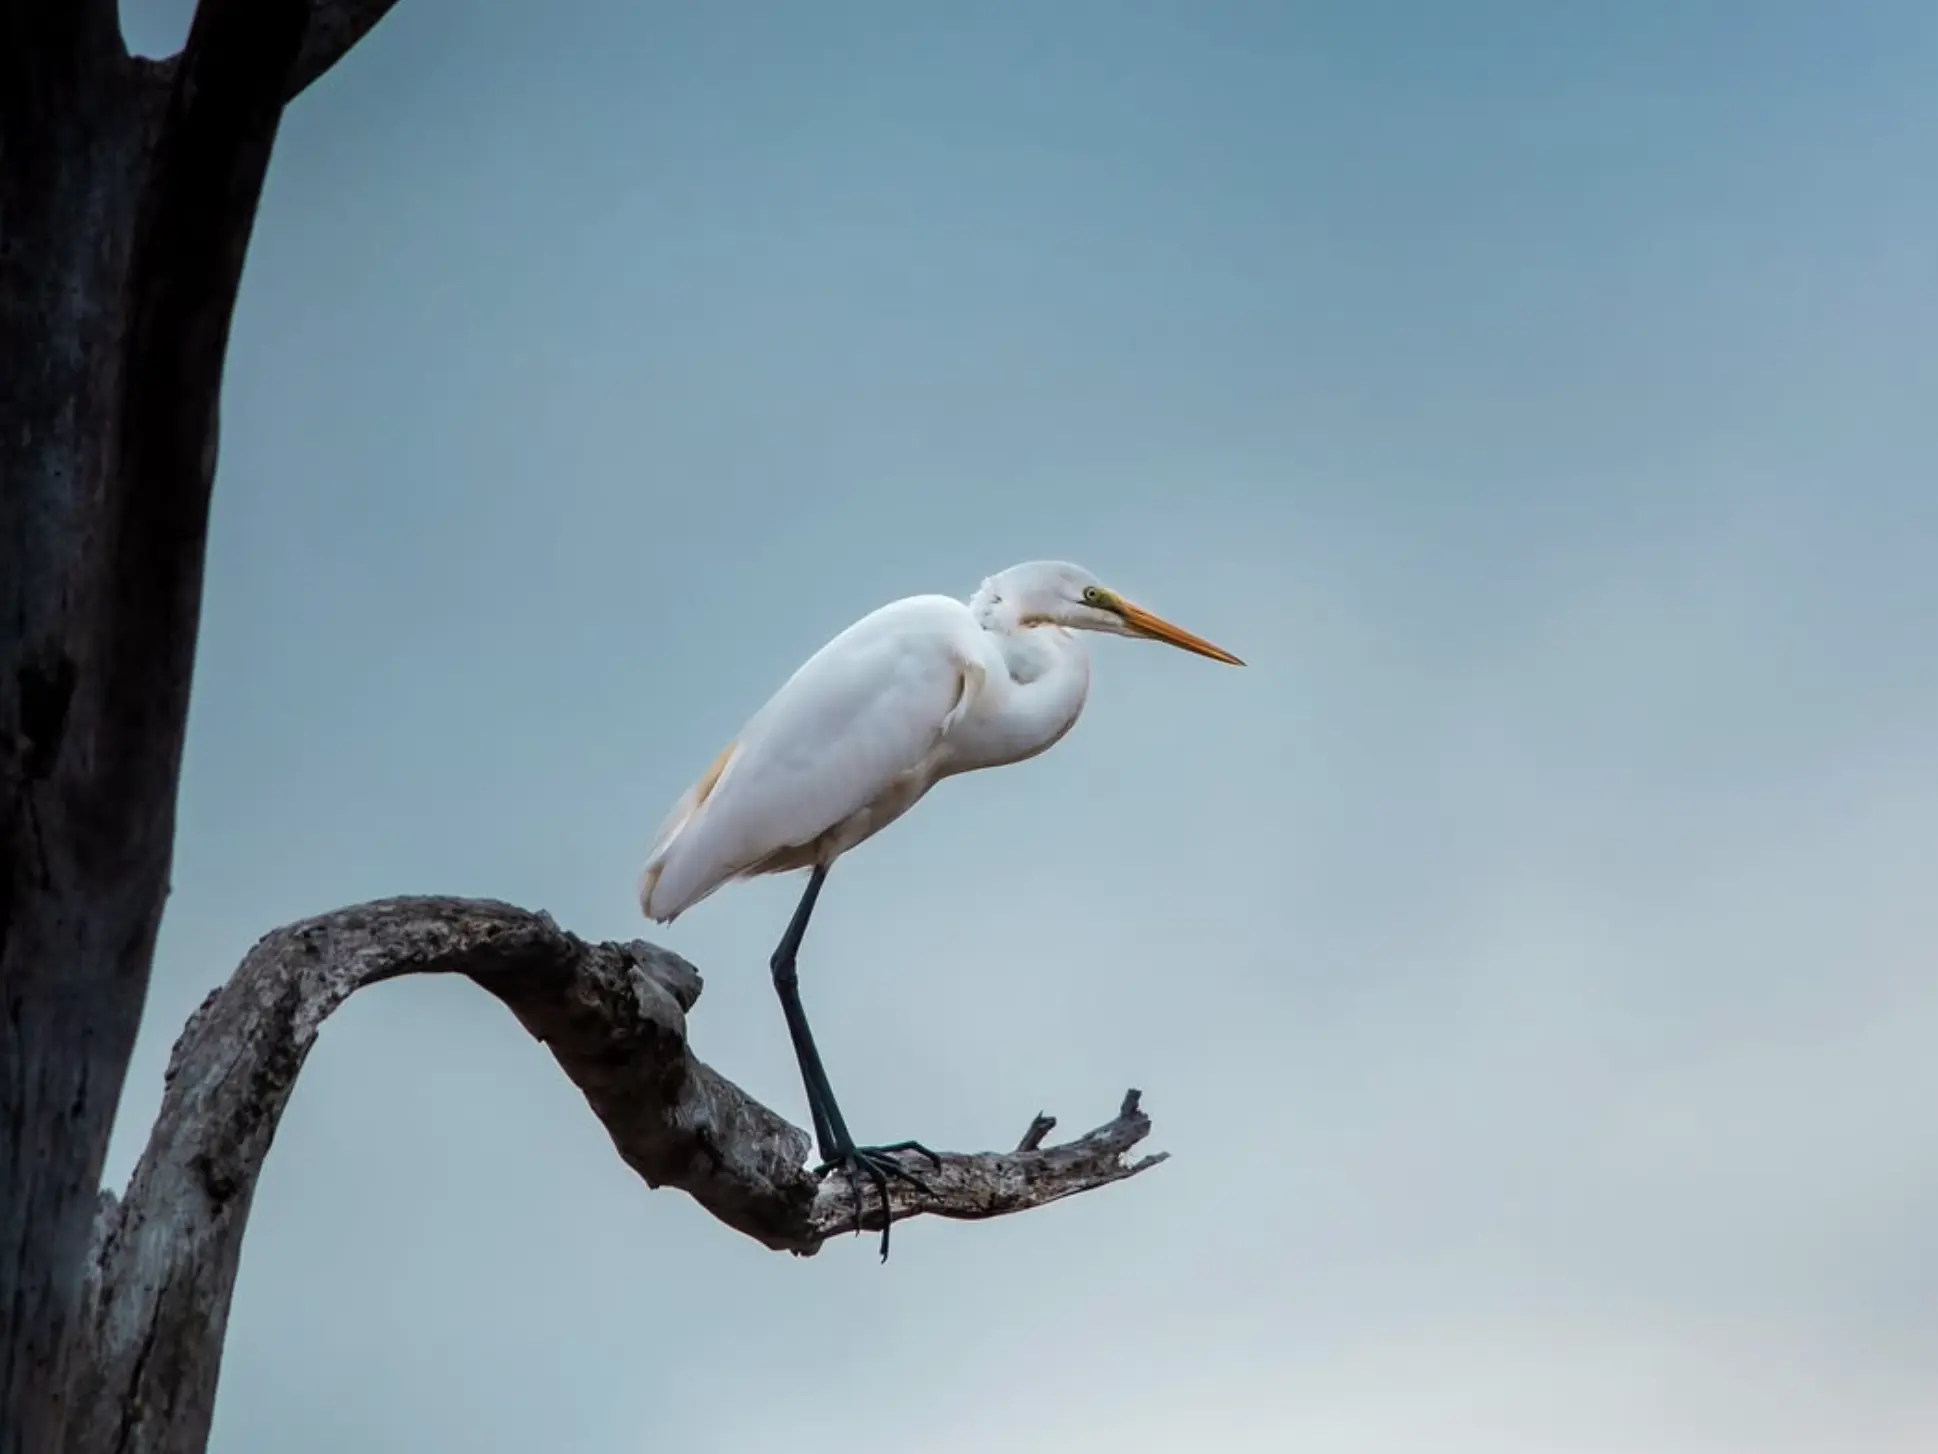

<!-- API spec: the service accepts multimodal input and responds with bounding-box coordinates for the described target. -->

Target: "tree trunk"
[3,12,164,1449]
[2,3,323,1448]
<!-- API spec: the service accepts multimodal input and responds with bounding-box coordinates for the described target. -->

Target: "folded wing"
[639,595,981,921]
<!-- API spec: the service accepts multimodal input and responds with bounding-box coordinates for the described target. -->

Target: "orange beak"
[1114,598,1245,666]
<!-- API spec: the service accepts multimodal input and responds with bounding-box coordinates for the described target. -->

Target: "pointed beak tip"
[1116,599,1245,667]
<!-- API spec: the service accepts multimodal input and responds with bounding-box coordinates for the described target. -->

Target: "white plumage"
[639,595,984,920]
[638,561,1241,923]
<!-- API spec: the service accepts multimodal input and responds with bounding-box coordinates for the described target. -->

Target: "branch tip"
[1016,1112,1057,1152]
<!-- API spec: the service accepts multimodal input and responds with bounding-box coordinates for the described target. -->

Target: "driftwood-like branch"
[66,898,1162,1454]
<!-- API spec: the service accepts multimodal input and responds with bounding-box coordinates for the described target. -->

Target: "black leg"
[768,865,943,1260]
[770,865,838,1156]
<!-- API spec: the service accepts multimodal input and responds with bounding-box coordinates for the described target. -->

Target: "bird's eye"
[1081,586,1105,606]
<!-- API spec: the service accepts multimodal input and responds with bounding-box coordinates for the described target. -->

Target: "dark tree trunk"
[0,3,348,1449]
[2,13,166,1450]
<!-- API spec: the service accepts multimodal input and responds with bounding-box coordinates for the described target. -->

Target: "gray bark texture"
[63,898,1163,1454]
[1,7,1164,1453]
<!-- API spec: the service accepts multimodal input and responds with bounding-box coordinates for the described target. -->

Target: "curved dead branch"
[65,897,1164,1454]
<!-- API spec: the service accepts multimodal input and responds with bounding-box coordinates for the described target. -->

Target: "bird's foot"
[813,1141,944,1261]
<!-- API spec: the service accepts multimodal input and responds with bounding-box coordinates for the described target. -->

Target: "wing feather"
[640,596,980,921]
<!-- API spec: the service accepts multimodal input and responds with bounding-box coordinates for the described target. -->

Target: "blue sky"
[112,3,1938,1449]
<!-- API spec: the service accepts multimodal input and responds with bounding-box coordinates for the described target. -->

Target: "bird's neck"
[994,623,1074,684]
[950,623,1091,772]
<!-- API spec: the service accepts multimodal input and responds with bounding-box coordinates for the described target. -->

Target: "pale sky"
[112,3,1938,1451]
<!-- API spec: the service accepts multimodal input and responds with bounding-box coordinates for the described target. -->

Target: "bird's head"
[971,561,1245,665]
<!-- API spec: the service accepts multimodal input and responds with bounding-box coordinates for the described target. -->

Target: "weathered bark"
[60,898,1162,1454]
[1,4,403,1451]
[1,16,151,1450]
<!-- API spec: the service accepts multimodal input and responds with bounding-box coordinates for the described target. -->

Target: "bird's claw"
[859,1138,943,1170]
[814,1142,942,1261]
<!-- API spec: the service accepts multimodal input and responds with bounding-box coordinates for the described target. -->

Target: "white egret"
[638,560,1242,1256]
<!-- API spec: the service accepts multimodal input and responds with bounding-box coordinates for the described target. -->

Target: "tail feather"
[637,741,741,922]
[638,827,738,923]
[636,859,673,922]
[638,804,704,922]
